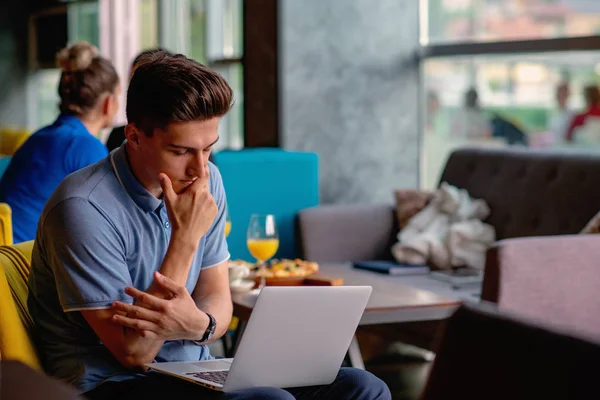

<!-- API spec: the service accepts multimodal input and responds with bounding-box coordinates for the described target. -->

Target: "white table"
[229,263,482,368]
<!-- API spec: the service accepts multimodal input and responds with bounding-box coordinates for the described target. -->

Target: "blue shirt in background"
[0,114,108,243]
[27,145,230,392]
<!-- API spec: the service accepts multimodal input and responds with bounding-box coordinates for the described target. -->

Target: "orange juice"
[224,221,232,237]
[247,238,279,261]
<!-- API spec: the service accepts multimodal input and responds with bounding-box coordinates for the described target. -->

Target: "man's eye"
[174,150,188,156]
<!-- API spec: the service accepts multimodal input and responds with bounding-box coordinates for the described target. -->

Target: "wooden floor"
[367,356,432,400]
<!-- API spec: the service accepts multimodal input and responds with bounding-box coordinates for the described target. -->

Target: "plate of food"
[249,258,319,286]
[228,260,256,293]
[229,279,256,293]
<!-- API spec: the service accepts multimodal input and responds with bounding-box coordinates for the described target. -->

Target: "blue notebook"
[353,260,430,276]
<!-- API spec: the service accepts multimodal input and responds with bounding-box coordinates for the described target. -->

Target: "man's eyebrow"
[166,144,196,151]
[166,136,220,151]
[207,136,220,148]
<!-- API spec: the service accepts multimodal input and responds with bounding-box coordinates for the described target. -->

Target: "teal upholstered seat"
[213,148,319,261]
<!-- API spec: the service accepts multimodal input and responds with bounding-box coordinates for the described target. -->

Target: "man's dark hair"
[132,48,171,67]
[126,54,233,136]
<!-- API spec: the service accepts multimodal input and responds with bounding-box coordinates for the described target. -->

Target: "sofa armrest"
[298,204,397,262]
[482,234,600,337]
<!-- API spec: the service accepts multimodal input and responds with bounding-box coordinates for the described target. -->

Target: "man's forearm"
[155,237,198,286]
[122,239,198,363]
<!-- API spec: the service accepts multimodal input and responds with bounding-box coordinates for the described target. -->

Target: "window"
[422,51,600,188]
[189,0,207,64]
[213,62,244,149]
[28,0,244,150]
[68,1,99,47]
[29,70,61,130]
[424,0,600,45]
[139,0,159,50]
[206,0,244,150]
[29,1,100,130]
[161,0,244,150]
[421,0,600,189]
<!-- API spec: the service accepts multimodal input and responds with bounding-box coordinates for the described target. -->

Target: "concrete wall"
[280,0,420,204]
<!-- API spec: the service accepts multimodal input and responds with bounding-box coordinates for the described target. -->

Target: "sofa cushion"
[439,147,600,240]
[421,303,600,400]
[299,204,397,262]
[2,360,80,399]
[0,203,12,246]
[394,189,433,229]
[482,235,600,339]
[0,241,40,370]
[0,129,30,155]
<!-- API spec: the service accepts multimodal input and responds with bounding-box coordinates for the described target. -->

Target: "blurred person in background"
[548,82,574,144]
[565,84,600,142]
[0,41,120,243]
[105,48,173,152]
[450,88,492,139]
[490,114,528,146]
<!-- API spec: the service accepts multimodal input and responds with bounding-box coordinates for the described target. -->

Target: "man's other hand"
[111,271,209,340]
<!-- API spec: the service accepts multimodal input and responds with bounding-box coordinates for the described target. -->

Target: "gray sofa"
[300,147,600,262]
[298,147,600,305]
[298,203,398,263]
[298,147,600,350]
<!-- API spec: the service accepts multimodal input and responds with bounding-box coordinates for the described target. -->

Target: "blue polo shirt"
[27,145,230,392]
[0,114,108,243]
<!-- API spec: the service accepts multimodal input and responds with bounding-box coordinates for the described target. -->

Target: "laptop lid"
[223,285,372,392]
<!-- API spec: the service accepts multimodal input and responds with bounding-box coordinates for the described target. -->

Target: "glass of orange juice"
[247,214,279,290]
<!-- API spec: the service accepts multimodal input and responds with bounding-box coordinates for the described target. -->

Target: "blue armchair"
[212,148,319,261]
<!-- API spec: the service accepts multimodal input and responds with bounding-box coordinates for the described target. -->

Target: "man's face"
[134,118,220,195]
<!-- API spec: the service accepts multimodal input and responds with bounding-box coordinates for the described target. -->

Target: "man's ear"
[124,124,141,147]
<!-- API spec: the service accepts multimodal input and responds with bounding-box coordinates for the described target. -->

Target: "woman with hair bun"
[0,41,120,243]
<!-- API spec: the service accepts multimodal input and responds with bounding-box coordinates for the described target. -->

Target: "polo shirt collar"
[110,146,163,213]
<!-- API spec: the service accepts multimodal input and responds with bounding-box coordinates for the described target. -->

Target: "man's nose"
[188,153,208,177]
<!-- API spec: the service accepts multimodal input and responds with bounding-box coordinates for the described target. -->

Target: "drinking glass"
[246,214,279,290]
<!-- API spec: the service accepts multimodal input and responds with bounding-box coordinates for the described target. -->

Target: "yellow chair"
[0,203,13,246]
[0,240,41,370]
[0,128,30,156]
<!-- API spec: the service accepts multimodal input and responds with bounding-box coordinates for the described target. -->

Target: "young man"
[28,54,391,399]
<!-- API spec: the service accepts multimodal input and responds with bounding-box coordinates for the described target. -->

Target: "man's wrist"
[185,308,209,341]
[168,233,200,254]
[195,309,211,340]
[191,310,215,344]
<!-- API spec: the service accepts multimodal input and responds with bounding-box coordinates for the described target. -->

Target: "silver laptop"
[145,285,372,392]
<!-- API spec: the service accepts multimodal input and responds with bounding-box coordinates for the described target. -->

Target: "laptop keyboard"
[186,370,229,385]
